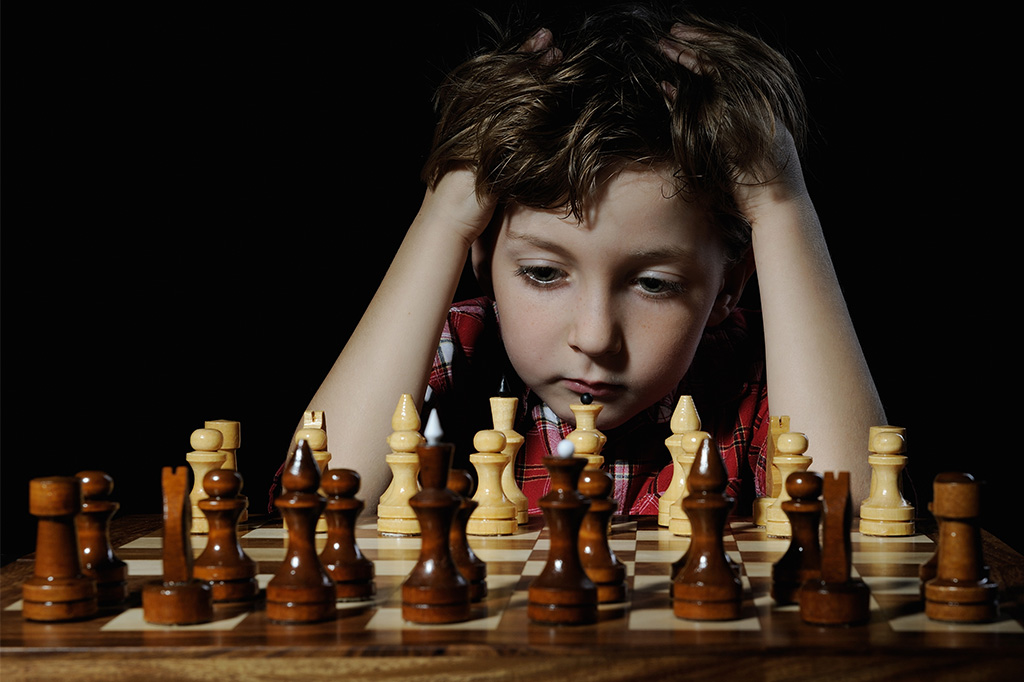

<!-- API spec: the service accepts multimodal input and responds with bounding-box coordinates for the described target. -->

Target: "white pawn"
[491,388,528,524]
[668,429,710,537]
[467,430,518,536]
[567,394,606,469]
[377,394,424,536]
[753,415,791,527]
[187,428,226,534]
[659,396,701,526]
[764,432,812,538]
[859,427,915,536]
[205,419,245,522]
[295,415,331,534]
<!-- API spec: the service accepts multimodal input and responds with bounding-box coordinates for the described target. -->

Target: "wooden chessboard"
[3,514,1023,681]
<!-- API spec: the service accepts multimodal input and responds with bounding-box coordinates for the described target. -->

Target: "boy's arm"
[739,128,885,508]
[306,169,494,510]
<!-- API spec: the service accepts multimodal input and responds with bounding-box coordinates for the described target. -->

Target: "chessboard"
[3,513,1023,681]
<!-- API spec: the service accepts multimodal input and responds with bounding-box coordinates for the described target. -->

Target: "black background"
[3,2,1018,563]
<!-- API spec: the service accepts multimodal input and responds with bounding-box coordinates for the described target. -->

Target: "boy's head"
[422,4,806,428]
[423,2,807,262]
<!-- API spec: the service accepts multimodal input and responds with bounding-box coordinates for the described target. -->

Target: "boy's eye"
[515,265,565,286]
[635,276,685,298]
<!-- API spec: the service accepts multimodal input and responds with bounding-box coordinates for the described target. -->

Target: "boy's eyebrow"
[504,229,697,262]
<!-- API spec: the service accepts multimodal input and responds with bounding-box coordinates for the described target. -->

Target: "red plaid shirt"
[428,298,769,517]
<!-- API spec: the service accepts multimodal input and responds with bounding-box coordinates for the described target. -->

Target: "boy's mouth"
[561,378,625,400]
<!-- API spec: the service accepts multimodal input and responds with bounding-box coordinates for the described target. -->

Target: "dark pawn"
[799,471,870,626]
[528,441,597,625]
[402,413,471,624]
[266,440,336,623]
[23,476,98,622]
[193,469,259,602]
[75,470,128,607]
[578,468,627,603]
[771,472,823,605]
[142,467,212,625]
[448,468,488,602]
[924,473,999,623]
[320,468,376,602]
[672,438,743,621]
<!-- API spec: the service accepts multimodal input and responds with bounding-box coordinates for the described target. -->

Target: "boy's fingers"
[661,23,702,73]
[519,27,563,64]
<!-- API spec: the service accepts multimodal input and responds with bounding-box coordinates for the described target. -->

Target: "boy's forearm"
[751,194,885,508]
[305,207,475,510]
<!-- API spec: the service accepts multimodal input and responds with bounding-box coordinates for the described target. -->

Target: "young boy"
[305,4,885,517]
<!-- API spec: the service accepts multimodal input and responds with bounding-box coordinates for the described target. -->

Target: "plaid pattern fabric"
[430,298,769,517]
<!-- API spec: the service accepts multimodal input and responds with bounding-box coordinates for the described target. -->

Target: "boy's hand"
[659,23,809,226]
[418,166,497,248]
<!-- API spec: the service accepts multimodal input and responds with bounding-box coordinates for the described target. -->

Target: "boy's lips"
[561,378,625,399]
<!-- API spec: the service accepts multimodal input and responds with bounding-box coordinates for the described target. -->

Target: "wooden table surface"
[2,513,1023,681]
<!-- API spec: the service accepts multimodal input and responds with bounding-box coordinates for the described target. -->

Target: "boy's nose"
[567,293,624,357]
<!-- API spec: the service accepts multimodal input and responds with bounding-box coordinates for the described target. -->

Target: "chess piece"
[401,410,471,623]
[22,476,98,622]
[771,471,823,605]
[448,468,488,601]
[186,428,227,534]
[578,467,627,603]
[193,468,259,602]
[923,472,999,623]
[672,437,743,620]
[491,380,528,525]
[75,470,128,607]
[294,417,331,533]
[528,439,598,625]
[859,426,915,536]
[266,440,336,623]
[764,432,812,538]
[567,393,606,469]
[320,468,376,602]
[204,419,246,522]
[377,393,424,535]
[754,415,791,527]
[668,427,710,537]
[142,467,213,625]
[799,471,870,626]
[659,395,700,526]
[467,429,518,536]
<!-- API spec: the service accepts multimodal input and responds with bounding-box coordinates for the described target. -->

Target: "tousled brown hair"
[422,3,807,260]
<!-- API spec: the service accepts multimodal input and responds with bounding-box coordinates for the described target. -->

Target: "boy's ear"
[707,249,755,327]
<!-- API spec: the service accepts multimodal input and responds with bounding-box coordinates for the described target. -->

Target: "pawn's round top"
[447,469,474,497]
[322,469,361,497]
[776,432,808,455]
[473,429,506,454]
[76,470,114,499]
[578,468,612,500]
[190,428,224,452]
[785,471,823,500]
[203,468,243,498]
[295,427,328,451]
[871,430,906,456]
[580,392,594,405]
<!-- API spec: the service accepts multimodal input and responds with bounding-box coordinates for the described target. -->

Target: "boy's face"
[484,167,744,430]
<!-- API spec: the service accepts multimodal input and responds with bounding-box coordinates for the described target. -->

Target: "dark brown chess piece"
[320,468,376,602]
[672,437,743,620]
[142,467,213,625]
[923,472,999,623]
[266,440,336,623]
[193,469,259,602]
[75,470,128,607]
[22,476,98,622]
[528,440,598,625]
[448,468,488,602]
[578,467,626,603]
[401,411,471,623]
[799,471,870,626]
[771,471,823,605]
